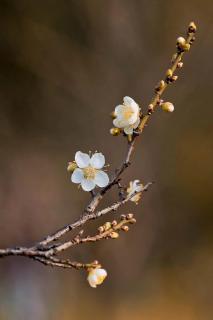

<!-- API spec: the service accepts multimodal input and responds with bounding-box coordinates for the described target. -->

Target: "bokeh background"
[0,1,212,319]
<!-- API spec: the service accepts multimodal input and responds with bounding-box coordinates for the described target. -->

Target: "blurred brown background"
[0,1,212,319]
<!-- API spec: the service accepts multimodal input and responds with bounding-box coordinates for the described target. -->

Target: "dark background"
[0,1,212,319]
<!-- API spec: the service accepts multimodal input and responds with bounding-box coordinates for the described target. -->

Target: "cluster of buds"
[176,22,196,53]
[98,214,136,240]
[86,214,136,288]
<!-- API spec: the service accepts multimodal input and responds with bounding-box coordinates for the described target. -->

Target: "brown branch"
[50,213,137,254]
[38,22,196,249]
[0,22,197,272]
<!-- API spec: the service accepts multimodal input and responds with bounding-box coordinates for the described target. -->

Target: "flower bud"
[98,226,104,233]
[171,75,178,82]
[104,222,111,231]
[161,102,174,113]
[148,104,154,115]
[87,268,107,288]
[188,21,197,33]
[110,231,119,239]
[177,62,183,68]
[176,37,186,47]
[67,162,77,172]
[189,36,196,44]
[110,127,121,136]
[126,213,134,220]
[155,80,165,92]
[166,69,173,78]
[122,225,129,232]
[111,220,118,227]
[182,43,191,52]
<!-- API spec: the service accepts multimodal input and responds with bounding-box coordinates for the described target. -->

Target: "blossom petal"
[71,168,84,183]
[75,151,90,168]
[134,180,143,192]
[95,268,107,280]
[90,153,105,169]
[94,171,109,188]
[81,178,95,191]
[87,268,107,288]
[123,96,134,105]
[128,114,138,125]
[123,96,139,113]
[114,105,124,116]
[87,274,98,288]
[124,126,134,135]
[113,117,130,128]
[133,117,140,129]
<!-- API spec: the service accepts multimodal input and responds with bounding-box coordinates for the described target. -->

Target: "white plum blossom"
[113,96,140,135]
[127,179,143,204]
[71,151,109,192]
[87,268,107,288]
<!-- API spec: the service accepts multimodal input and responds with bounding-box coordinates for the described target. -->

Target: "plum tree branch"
[0,22,197,273]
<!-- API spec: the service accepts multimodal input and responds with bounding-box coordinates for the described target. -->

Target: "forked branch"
[0,22,197,287]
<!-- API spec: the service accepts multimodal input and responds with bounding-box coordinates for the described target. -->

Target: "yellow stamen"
[123,107,134,120]
[83,166,97,180]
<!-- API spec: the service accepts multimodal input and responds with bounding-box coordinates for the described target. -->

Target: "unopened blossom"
[127,180,143,204]
[71,151,109,192]
[161,102,174,113]
[87,268,107,288]
[113,96,141,135]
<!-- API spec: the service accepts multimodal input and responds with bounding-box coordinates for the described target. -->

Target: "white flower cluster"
[112,96,141,135]
[71,151,109,192]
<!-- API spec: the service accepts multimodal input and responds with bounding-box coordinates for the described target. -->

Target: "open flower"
[113,96,140,135]
[87,268,107,288]
[71,151,109,192]
[127,180,143,204]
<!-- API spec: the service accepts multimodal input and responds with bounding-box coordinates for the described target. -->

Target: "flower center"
[123,107,134,120]
[83,166,97,180]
